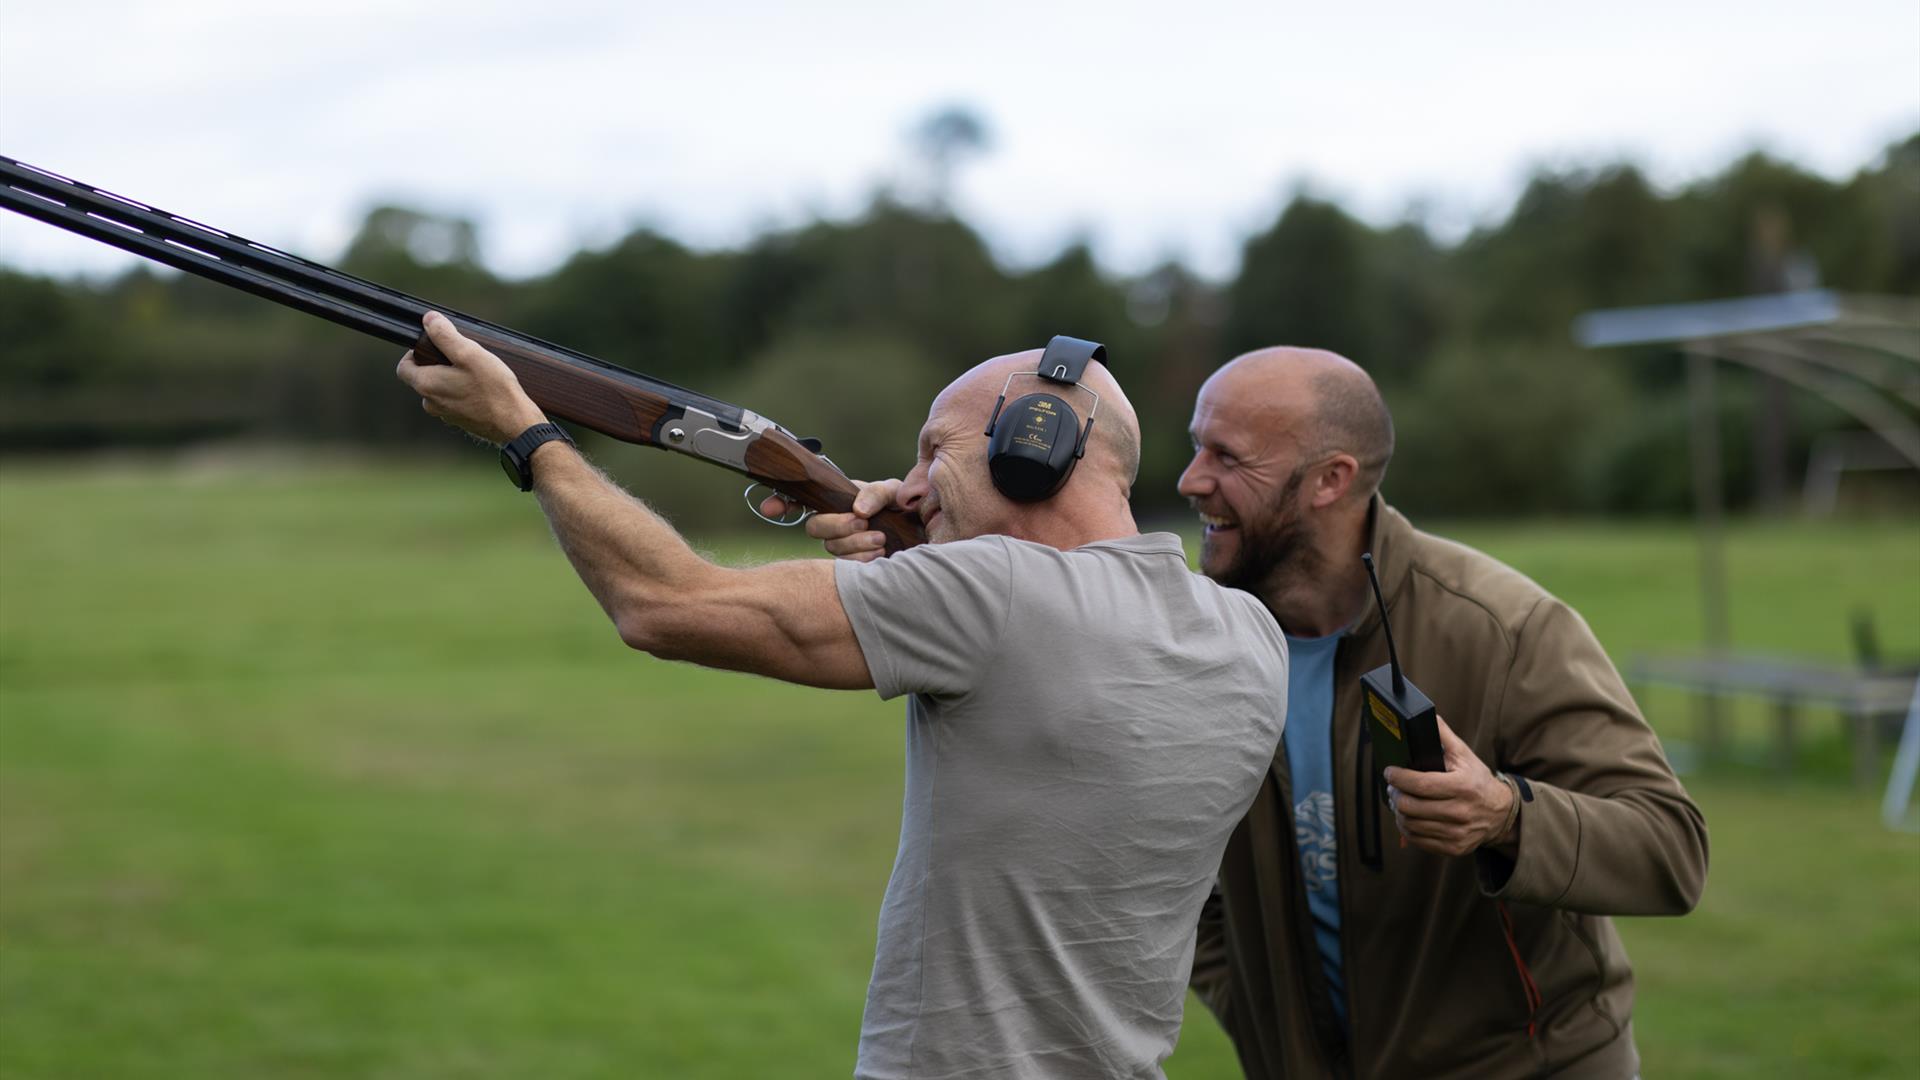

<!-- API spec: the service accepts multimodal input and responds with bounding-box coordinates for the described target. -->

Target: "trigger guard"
[744,483,815,528]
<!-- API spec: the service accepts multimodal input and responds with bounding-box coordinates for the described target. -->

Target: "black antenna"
[1361,553,1405,697]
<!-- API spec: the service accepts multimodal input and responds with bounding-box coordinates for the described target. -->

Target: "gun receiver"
[0,155,924,555]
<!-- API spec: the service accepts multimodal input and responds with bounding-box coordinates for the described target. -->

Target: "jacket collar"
[1346,496,1414,641]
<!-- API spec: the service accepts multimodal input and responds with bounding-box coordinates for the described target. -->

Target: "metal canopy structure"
[1577,290,1920,483]
[1576,291,1920,806]
[1576,289,1920,651]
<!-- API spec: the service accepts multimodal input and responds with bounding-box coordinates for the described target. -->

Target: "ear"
[1309,454,1360,509]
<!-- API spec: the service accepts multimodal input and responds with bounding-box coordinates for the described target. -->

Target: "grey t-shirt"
[834,531,1287,1079]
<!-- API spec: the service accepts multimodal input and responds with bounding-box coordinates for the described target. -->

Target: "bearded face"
[1201,463,1313,593]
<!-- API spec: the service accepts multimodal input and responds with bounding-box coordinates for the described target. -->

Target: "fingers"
[824,534,888,561]
[793,511,888,560]
[807,511,881,546]
[804,511,866,541]
[1387,785,1475,825]
[818,480,904,560]
[1381,765,1463,799]
[421,311,470,361]
[1389,786,1478,855]
[1435,714,1495,777]
[396,352,441,417]
[396,351,452,396]
[422,311,501,371]
[818,519,887,558]
[850,478,904,518]
[1385,733,1507,856]
[1393,814,1477,856]
[749,494,889,560]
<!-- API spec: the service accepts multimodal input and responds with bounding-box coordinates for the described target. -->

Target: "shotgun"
[0,155,925,554]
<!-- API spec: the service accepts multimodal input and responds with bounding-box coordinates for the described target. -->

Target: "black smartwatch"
[499,422,575,491]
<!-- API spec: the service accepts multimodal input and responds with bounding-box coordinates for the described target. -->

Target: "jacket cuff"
[1476,777,1580,904]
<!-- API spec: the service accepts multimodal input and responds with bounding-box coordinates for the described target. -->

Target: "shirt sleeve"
[832,537,1014,701]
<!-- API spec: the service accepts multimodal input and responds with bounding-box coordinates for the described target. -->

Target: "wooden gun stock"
[409,327,673,444]
[741,428,926,556]
[411,328,924,555]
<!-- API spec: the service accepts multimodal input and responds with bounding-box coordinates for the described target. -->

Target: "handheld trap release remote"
[1358,552,1444,773]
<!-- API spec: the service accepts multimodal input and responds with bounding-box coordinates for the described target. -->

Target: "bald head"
[938,349,1142,493]
[1205,347,1394,497]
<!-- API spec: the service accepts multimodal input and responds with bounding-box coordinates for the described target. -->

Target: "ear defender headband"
[983,334,1106,502]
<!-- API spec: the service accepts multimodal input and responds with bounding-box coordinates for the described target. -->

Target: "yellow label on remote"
[1367,689,1403,741]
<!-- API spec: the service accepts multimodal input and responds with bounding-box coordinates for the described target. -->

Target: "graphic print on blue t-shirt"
[1285,630,1347,1023]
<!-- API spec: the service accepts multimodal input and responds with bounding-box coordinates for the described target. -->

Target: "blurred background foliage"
[2,130,1915,526]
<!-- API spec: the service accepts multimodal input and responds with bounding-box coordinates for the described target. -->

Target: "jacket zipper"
[1321,638,1359,1078]
[1355,720,1383,871]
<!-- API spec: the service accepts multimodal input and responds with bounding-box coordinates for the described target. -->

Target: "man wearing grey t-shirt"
[398,314,1288,1078]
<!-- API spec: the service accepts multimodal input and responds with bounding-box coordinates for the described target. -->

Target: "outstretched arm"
[397,312,873,690]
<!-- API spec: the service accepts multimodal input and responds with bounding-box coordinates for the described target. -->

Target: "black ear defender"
[983,335,1106,502]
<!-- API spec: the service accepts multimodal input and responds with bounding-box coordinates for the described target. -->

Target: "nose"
[1177,454,1213,499]
[897,463,931,512]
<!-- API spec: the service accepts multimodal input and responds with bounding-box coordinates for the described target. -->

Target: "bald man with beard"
[398,318,1289,1079]
[810,347,1708,1080]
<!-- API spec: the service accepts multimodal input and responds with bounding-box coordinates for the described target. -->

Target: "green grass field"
[2,460,1916,1078]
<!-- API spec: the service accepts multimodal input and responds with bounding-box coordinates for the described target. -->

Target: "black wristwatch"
[499,422,575,491]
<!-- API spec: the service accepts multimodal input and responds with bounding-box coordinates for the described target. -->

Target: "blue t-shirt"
[1284,631,1346,1022]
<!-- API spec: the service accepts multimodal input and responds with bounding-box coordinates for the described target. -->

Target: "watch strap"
[500,422,575,491]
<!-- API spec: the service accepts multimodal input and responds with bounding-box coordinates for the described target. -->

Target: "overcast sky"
[2,0,1915,282]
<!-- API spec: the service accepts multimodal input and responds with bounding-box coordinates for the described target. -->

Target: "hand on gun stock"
[396,313,548,446]
[759,478,907,563]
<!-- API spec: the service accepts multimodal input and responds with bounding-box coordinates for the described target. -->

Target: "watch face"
[500,448,527,489]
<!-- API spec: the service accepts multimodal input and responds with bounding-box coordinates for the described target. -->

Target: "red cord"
[1497,901,1544,1039]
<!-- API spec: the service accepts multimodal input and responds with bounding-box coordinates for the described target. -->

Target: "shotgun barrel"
[0,156,925,554]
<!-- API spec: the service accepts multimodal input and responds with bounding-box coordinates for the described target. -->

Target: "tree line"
[1,134,1914,524]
